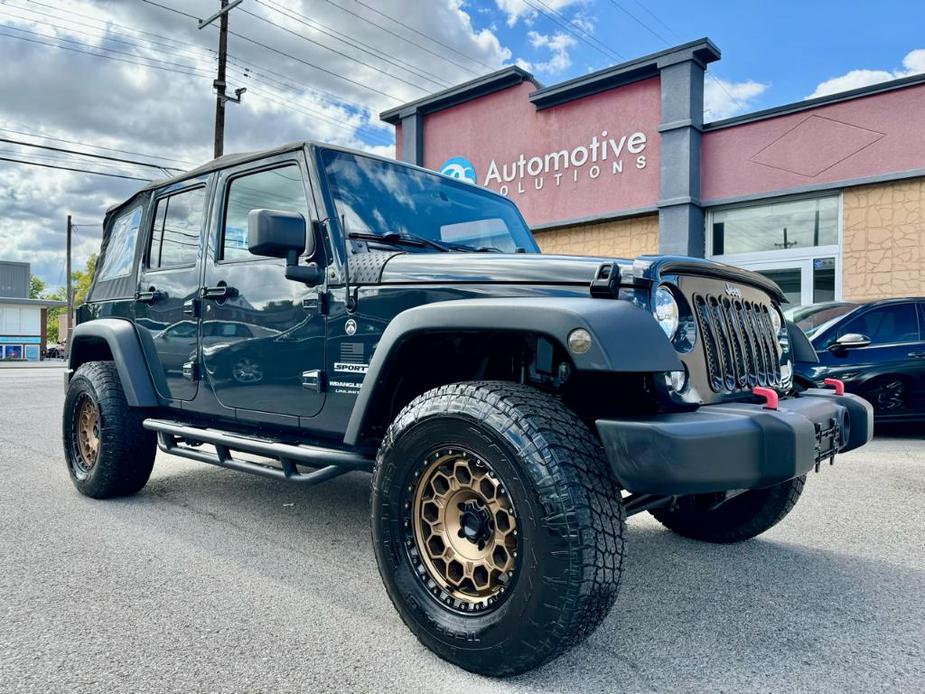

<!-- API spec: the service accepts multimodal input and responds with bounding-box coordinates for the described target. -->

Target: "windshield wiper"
[348,231,450,252]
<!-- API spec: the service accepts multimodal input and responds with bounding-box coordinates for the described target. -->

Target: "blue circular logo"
[439,156,477,184]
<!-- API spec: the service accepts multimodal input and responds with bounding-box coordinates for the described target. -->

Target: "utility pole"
[66,214,72,339]
[213,0,228,158]
[200,0,245,159]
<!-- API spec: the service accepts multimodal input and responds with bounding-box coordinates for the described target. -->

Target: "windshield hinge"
[302,290,329,315]
[590,263,621,298]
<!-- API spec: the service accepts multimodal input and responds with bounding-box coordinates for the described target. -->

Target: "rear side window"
[222,165,309,261]
[148,187,206,269]
[97,205,142,281]
[839,304,920,345]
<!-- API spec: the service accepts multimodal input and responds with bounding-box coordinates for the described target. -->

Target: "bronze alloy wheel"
[406,447,519,613]
[74,394,100,476]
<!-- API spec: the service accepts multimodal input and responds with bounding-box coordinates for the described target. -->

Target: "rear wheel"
[650,476,806,543]
[62,361,156,498]
[372,381,626,676]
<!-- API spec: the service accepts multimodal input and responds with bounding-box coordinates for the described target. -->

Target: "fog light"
[781,360,792,381]
[567,328,592,354]
[666,366,688,392]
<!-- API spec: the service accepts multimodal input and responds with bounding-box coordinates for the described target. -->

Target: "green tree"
[29,275,46,299]
[42,287,66,344]
[72,254,97,306]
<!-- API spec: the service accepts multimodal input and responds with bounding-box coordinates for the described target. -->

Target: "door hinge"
[182,360,200,382]
[302,369,326,392]
[302,291,329,315]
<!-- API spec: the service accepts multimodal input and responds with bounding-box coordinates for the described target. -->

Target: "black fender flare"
[343,297,682,446]
[786,320,819,363]
[67,318,159,407]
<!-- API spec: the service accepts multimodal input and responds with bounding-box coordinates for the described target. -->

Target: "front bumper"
[596,390,873,495]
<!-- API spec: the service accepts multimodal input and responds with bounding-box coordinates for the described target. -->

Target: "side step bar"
[143,418,374,486]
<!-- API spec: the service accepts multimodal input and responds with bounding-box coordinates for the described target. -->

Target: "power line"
[0,124,197,167]
[0,22,213,76]
[317,0,483,78]
[15,0,381,123]
[0,29,211,79]
[253,0,451,88]
[0,136,185,172]
[348,0,498,72]
[525,0,624,63]
[139,0,406,102]
[7,0,213,63]
[0,155,151,180]
[603,0,749,115]
[237,6,428,93]
[1,13,390,147]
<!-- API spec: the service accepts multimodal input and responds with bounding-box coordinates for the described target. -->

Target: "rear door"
[199,153,326,421]
[135,179,210,402]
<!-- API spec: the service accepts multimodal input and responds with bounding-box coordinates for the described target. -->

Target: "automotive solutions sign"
[423,75,661,227]
[441,128,648,197]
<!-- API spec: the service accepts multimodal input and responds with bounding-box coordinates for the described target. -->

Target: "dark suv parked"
[63,142,873,676]
[794,298,925,420]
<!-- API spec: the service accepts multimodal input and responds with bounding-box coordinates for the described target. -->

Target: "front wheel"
[650,475,806,543]
[371,381,626,677]
[62,361,156,498]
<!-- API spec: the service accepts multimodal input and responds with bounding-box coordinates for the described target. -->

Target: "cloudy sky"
[1,0,923,291]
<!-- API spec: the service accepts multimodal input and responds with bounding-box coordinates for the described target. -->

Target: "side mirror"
[829,333,871,351]
[248,209,320,286]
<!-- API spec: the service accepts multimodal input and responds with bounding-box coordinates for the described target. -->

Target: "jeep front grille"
[692,294,781,393]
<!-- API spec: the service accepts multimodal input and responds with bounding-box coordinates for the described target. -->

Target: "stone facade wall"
[842,178,925,301]
[534,214,659,258]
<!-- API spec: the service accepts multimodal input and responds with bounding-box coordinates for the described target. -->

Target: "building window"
[707,195,841,307]
[711,197,838,256]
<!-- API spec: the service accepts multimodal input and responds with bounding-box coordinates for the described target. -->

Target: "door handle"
[201,284,238,300]
[135,287,166,303]
[908,351,925,359]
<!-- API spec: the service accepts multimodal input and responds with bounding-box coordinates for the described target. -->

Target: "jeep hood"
[378,253,786,301]
[380,253,630,286]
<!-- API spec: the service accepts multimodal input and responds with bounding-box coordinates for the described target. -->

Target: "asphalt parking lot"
[1,367,923,693]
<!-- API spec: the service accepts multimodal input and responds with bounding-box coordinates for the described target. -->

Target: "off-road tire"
[62,361,156,498]
[651,475,806,543]
[371,381,626,677]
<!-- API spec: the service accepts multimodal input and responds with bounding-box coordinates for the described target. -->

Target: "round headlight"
[653,285,679,339]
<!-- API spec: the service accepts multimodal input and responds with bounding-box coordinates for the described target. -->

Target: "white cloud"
[527,30,576,74]
[495,0,583,28]
[806,48,925,99]
[704,76,768,120]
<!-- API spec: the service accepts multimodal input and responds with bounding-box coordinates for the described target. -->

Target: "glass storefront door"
[743,257,837,307]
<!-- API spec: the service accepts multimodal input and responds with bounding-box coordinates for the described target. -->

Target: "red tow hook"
[752,386,779,410]
[823,378,845,395]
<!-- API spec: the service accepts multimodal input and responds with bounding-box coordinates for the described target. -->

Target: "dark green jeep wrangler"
[64,142,873,676]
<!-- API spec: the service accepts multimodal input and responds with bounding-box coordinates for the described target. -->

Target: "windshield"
[318,148,538,253]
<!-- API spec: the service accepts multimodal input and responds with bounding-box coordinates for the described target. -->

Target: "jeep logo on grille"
[724,283,742,298]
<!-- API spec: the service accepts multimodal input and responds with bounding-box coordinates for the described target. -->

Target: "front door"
[199,156,326,419]
[135,180,209,402]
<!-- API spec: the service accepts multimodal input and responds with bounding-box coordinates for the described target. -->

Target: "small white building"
[0,261,66,361]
